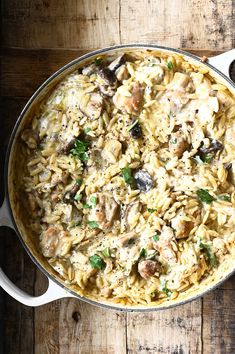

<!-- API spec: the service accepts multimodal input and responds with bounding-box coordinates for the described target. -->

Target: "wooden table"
[0,1,234,353]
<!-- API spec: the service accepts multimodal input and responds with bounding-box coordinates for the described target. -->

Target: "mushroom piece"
[152,226,177,264]
[198,139,223,156]
[117,231,137,247]
[97,67,117,87]
[138,260,157,279]
[59,137,76,155]
[171,212,194,239]
[21,129,39,149]
[133,170,153,192]
[113,82,144,114]
[82,63,97,76]
[108,54,126,72]
[81,93,103,119]
[169,131,189,158]
[122,201,141,231]
[91,193,120,228]
[102,139,122,163]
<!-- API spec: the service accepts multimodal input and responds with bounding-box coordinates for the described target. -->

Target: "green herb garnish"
[192,155,204,165]
[70,139,89,162]
[162,281,172,297]
[87,221,99,229]
[76,178,83,186]
[74,193,82,201]
[84,127,91,134]
[152,233,160,241]
[170,138,177,144]
[199,241,218,267]
[121,166,134,185]
[89,254,106,269]
[196,189,216,204]
[94,57,103,66]
[90,196,97,206]
[83,203,92,209]
[102,247,111,258]
[203,153,214,163]
[167,61,173,70]
[218,194,231,202]
[128,119,139,131]
[139,248,147,259]
[148,208,157,213]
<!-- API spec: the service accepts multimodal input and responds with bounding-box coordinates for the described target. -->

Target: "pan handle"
[0,198,75,306]
[208,49,235,78]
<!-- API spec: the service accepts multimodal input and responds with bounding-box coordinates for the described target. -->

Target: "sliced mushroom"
[90,193,120,228]
[171,212,194,239]
[133,170,153,192]
[138,260,157,279]
[108,54,126,72]
[81,93,103,119]
[169,131,189,158]
[97,68,117,87]
[198,139,223,156]
[59,137,76,155]
[117,231,137,247]
[122,201,141,230]
[129,120,142,139]
[102,139,122,163]
[21,129,39,149]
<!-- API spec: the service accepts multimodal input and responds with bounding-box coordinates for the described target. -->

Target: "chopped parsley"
[76,178,83,186]
[162,281,172,297]
[87,221,99,229]
[70,139,89,162]
[196,189,216,204]
[218,194,231,202]
[148,208,157,213]
[94,57,103,66]
[74,193,82,201]
[102,247,111,258]
[192,153,214,164]
[90,196,97,206]
[192,155,204,165]
[89,254,106,269]
[83,203,92,209]
[167,61,173,70]
[83,127,91,134]
[152,233,160,241]
[199,241,218,267]
[170,138,177,144]
[139,248,147,259]
[121,166,134,185]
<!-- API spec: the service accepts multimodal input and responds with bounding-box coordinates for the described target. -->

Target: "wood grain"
[1,1,235,353]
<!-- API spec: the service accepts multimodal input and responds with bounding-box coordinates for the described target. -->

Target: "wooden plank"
[202,289,235,354]
[34,268,126,354]
[1,48,224,99]
[2,0,120,49]
[127,300,202,354]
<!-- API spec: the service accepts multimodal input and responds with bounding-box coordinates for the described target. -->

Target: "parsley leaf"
[218,194,231,202]
[102,247,111,258]
[162,281,172,297]
[199,241,218,267]
[90,196,97,206]
[196,189,216,204]
[76,178,83,186]
[74,193,82,201]
[84,127,91,134]
[83,203,92,209]
[87,221,99,229]
[148,208,157,213]
[139,248,147,259]
[70,139,89,162]
[94,57,103,66]
[89,254,106,269]
[152,233,160,241]
[167,61,173,70]
[121,166,134,185]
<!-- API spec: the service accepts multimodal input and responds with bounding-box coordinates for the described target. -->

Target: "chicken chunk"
[152,226,177,264]
[102,139,122,163]
[169,131,189,158]
[91,193,119,228]
[138,260,157,279]
[113,82,144,114]
[81,92,103,119]
[171,212,194,239]
[170,72,190,91]
[40,227,71,258]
